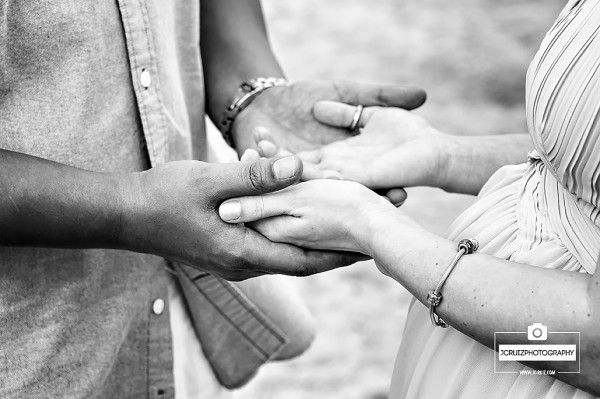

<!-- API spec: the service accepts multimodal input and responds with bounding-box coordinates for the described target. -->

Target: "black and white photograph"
[0,0,599,398]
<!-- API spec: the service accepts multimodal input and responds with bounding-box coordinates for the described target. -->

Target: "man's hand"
[231,80,426,155]
[122,155,361,280]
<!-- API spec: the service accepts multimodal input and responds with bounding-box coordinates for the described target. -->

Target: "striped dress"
[390,1,600,397]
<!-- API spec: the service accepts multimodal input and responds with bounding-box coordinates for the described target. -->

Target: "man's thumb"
[220,155,303,198]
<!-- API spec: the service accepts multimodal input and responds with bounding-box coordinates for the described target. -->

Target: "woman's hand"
[218,179,396,254]
[232,81,426,156]
[256,101,457,191]
[124,157,362,280]
[257,101,533,196]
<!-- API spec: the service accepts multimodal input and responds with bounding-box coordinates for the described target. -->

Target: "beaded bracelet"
[220,77,289,148]
[427,238,479,328]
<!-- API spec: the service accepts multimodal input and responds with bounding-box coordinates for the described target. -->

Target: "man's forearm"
[0,148,355,278]
[442,133,533,195]
[0,150,130,249]
[200,0,284,124]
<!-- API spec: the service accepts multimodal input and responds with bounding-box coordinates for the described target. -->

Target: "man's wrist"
[219,77,289,148]
[114,172,149,253]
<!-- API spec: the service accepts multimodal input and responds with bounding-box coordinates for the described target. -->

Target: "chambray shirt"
[0,1,286,398]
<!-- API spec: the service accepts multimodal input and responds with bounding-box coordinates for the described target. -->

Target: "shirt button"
[152,298,165,315]
[140,69,152,88]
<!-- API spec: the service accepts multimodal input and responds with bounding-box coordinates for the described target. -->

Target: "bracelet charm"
[428,238,478,328]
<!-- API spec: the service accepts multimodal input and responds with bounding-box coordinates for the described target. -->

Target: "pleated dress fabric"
[389,1,600,398]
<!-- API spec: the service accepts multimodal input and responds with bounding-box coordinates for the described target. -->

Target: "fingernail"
[272,156,297,179]
[219,200,241,222]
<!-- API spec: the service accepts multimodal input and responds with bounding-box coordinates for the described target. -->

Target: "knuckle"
[291,252,320,277]
[267,229,283,243]
[218,238,247,269]
[234,229,261,270]
[252,197,266,221]
[244,161,270,192]
[228,254,250,273]
[330,81,345,101]
[294,264,318,277]
[375,87,387,105]
[228,244,247,267]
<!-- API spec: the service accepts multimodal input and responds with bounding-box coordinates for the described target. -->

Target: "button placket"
[146,268,174,398]
[116,0,168,167]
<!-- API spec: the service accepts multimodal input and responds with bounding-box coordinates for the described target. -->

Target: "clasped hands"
[218,89,457,267]
[125,80,452,281]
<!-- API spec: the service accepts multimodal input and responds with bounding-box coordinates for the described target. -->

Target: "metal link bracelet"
[427,238,479,328]
[220,77,289,148]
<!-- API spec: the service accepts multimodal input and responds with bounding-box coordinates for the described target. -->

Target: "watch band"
[220,77,289,148]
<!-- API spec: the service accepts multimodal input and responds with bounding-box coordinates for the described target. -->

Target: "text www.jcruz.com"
[519,369,556,376]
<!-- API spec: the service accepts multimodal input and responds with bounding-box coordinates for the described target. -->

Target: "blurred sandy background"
[212,1,567,398]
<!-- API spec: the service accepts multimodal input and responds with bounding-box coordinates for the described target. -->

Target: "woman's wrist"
[359,207,421,257]
[345,193,397,255]
[362,210,458,293]
[434,133,471,194]
[439,133,533,195]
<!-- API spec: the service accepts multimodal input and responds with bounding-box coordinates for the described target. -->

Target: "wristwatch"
[220,77,289,148]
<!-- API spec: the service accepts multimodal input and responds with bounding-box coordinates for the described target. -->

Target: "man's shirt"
[0,1,286,397]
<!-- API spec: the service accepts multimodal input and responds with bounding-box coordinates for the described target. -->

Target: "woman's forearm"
[200,0,284,124]
[441,133,533,195]
[362,210,600,395]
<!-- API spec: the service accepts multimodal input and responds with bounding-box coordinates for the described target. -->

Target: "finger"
[240,148,261,162]
[374,189,394,204]
[331,81,427,110]
[258,140,293,158]
[257,140,279,158]
[300,163,342,181]
[219,190,294,223]
[296,149,321,164]
[313,101,375,129]
[385,188,408,207]
[254,130,294,158]
[250,217,371,258]
[254,127,277,158]
[241,229,365,276]
[276,148,293,157]
[253,126,276,144]
[218,155,303,198]
[374,188,407,207]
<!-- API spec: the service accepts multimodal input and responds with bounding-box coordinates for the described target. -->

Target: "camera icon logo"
[527,323,548,341]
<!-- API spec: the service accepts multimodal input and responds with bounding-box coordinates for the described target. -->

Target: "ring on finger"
[348,105,364,132]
